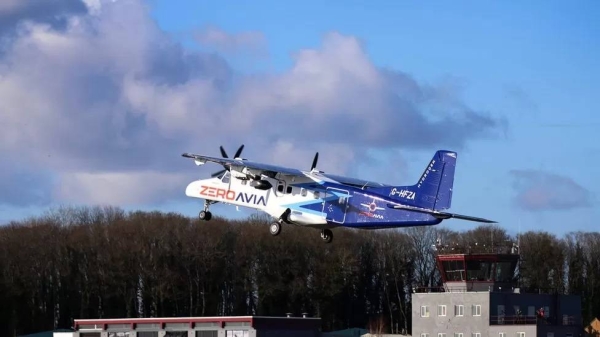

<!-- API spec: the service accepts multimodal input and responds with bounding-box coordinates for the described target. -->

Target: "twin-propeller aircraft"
[182,145,496,243]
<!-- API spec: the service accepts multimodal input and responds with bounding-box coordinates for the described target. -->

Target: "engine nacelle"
[230,170,248,180]
[250,179,272,190]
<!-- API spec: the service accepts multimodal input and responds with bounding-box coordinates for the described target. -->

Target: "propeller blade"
[211,169,226,178]
[220,146,228,158]
[234,144,245,159]
[215,144,244,178]
[311,152,319,171]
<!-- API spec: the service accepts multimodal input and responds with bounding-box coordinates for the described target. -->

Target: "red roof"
[74,316,321,330]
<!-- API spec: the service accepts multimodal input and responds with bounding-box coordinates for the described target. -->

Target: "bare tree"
[367,314,387,337]
[406,226,438,287]
[0,207,597,336]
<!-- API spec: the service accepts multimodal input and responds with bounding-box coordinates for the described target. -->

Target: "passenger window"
[286,186,292,194]
[278,183,284,192]
[314,191,320,199]
[301,188,307,197]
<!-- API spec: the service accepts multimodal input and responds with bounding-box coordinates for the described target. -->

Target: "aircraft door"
[322,187,350,224]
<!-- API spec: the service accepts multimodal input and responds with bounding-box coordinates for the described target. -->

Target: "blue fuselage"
[287,181,443,229]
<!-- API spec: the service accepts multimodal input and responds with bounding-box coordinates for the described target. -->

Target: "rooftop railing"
[490,315,538,325]
[412,285,563,294]
[490,315,581,326]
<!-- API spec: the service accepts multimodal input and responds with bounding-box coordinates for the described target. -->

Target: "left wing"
[182,153,306,177]
[312,172,390,188]
[386,203,497,223]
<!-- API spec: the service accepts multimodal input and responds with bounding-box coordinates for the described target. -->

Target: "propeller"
[310,152,319,172]
[211,144,244,178]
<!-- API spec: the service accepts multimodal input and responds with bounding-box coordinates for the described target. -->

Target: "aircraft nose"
[185,180,200,197]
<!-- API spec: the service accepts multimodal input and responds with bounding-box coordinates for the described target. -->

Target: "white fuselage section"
[185,171,331,227]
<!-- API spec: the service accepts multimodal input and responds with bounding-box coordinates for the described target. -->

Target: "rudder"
[430,150,455,210]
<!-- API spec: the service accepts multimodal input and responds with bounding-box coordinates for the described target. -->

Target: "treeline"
[0,206,598,336]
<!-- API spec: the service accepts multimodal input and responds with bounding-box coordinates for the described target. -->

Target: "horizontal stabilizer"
[440,213,497,223]
[386,204,496,224]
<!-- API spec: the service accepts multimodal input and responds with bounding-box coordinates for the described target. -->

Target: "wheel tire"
[269,222,281,236]
[320,229,333,243]
[199,211,212,221]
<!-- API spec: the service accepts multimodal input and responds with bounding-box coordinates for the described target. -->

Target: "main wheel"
[199,210,212,221]
[320,229,333,243]
[269,222,281,236]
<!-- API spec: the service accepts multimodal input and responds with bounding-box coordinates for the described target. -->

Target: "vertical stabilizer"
[371,150,457,211]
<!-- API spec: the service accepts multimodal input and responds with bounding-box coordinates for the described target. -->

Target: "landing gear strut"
[199,200,215,221]
[268,209,291,236]
[320,229,333,243]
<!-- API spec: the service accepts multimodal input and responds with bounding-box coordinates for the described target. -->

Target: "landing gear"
[269,222,281,236]
[267,209,291,236]
[199,200,215,221]
[199,210,212,221]
[320,229,333,243]
[280,208,292,224]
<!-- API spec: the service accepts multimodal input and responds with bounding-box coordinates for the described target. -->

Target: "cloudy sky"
[0,0,598,236]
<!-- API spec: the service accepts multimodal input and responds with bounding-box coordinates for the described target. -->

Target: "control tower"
[436,250,519,293]
[411,239,582,337]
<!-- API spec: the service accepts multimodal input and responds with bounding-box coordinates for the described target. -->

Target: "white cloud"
[266,140,356,175]
[0,0,502,209]
[510,169,593,211]
[195,26,266,56]
[55,171,189,205]
[0,0,24,13]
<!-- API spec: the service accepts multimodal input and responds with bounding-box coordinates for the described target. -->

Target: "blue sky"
[0,0,598,237]
[153,0,600,235]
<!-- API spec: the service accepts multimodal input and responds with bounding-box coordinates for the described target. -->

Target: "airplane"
[181,145,496,243]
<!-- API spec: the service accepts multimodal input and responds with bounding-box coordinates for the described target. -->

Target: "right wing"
[181,153,307,177]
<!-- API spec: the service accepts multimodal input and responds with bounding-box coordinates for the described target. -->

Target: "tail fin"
[372,150,457,211]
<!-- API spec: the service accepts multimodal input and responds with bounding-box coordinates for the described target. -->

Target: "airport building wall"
[66,316,321,337]
[412,292,491,337]
[412,289,583,337]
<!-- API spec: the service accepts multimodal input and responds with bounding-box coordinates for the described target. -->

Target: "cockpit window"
[220,171,231,183]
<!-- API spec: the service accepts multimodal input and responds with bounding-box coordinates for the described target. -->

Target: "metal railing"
[490,315,581,326]
[411,285,562,294]
[490,315,538,325]
[411,286,493,293]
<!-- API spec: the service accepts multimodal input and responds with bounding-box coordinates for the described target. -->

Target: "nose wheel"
[199,200,215,221]
[199,210,212,221]
[320,229,333,243]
